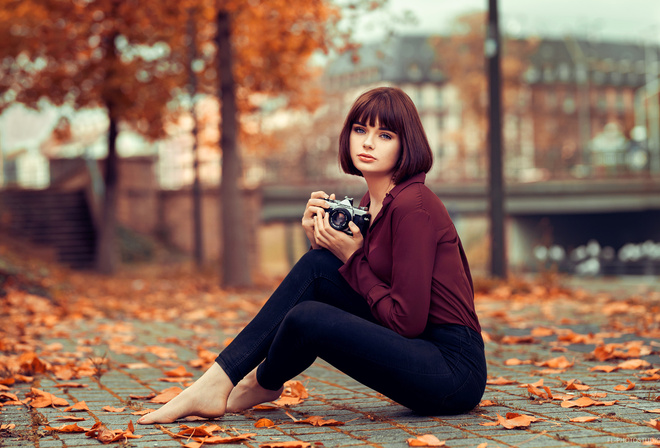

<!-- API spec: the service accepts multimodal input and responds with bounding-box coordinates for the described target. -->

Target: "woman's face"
[349,118,401,180]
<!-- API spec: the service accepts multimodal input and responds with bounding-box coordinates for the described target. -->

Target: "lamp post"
[486,0,507,278]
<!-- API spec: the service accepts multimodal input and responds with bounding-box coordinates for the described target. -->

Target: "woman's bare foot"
[137,363,233,424]
[226,367,283,413]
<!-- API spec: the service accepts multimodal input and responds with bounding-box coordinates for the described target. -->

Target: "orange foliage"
[407,434,446,446]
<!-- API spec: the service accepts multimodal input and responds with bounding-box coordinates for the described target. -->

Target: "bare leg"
[225,366,283,413]
[137,363,233,424]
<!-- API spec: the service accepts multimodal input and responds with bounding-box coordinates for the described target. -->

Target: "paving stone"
[3,283,659,448]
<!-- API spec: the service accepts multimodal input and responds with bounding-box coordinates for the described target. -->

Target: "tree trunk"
[95,21,121,275]
[216,9,252,287]
[95,110,119,274]
[188,8,203,266]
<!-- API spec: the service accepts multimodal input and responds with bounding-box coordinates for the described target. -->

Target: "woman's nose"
[363,134,374,149]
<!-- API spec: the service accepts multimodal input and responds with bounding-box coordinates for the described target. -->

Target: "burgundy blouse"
[338,173,481,338]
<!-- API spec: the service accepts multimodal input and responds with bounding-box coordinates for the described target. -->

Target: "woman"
[138,87,486,424]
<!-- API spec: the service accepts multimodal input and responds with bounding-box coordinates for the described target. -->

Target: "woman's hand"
[302,191,334,250]
[314,211,364,263]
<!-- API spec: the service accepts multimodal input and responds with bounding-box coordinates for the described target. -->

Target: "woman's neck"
[365,175,395,208]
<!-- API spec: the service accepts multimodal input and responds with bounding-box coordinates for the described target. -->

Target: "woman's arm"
[340,210,443,338]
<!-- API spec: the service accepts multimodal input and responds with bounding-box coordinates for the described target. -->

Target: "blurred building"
[314,34,660,183]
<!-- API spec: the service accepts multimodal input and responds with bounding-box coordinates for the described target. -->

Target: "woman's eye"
[380,133,392,140]
[353,126,365,134]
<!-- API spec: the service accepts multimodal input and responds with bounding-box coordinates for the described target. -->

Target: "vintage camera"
[325,196,371,237]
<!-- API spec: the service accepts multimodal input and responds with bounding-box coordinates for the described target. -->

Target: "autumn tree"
[431,12,538,180]
[172,0,380,288]
[0,0,381,285]
[0,0,189,274]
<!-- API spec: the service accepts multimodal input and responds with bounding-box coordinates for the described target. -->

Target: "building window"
[593,70,605,85]
[546,90,557,109]
[597,91,607,111]
[524,66,540,83]
[408,63,422,81]
[558,63,571,82]
[576,65,588,83]
[435,88,444,109]
[563,95,576,114]
[543,65,555,83]
[616,90,625,112]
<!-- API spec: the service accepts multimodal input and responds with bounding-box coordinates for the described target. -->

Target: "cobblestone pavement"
[1,281,659,448]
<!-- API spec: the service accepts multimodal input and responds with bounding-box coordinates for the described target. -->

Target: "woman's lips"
[358,153,376,162]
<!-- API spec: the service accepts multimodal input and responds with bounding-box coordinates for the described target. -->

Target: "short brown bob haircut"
[338,86,433,184]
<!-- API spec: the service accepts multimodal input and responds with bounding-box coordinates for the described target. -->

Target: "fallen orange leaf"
[272,380,308,407]
[535,355,573,369]
[504,358,532,366]
[259,442,310,448]
[27,388,69,408]
[129,392,156,400]
[176,423,224,437]
[103,406,126,413]
[255,418,275,427]
[617,359,651,370]
[150,386,182,404]
[54,382,88,388]
[590,365,618,373]
[481,412,543,429]
[581,392,609,399]
[613,379,635,391]
[43,423,91,433]
[63,401,89,412]
[642,374,660,381]
[85,421,142,443]
[486,376,517,385]
[531,327,555,337]
[164,365,194,378]
[54,416,87,422]
[570,416,600,422]
[565,379,590,391]
[293,416,344,427]
[561,397,617,408]
[406,434,445,446]
[500,335,537,344]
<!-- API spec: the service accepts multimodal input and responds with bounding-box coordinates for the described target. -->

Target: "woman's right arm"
[302,191,334,250]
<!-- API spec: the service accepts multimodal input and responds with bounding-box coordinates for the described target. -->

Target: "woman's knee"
[296,249,341,273]
[279,302,332,339]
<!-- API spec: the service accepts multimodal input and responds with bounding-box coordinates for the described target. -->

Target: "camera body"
[325,196,371,237]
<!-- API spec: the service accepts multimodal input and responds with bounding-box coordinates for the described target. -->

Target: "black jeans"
[215,249,487,415]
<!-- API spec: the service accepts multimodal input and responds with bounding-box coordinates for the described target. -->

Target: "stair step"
[0,188,96,270]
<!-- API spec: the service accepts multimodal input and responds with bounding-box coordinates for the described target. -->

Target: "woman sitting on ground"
[138,86,486,424]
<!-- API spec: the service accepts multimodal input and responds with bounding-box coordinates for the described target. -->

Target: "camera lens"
[329,208,350,231]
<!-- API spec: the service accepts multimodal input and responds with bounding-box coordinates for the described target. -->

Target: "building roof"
[324,35,446,87]
[324,34,660,89]
[526,37,659,87]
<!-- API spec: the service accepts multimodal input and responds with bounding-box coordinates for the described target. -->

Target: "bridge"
[261,177,660,220]
[260,177,660,276]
